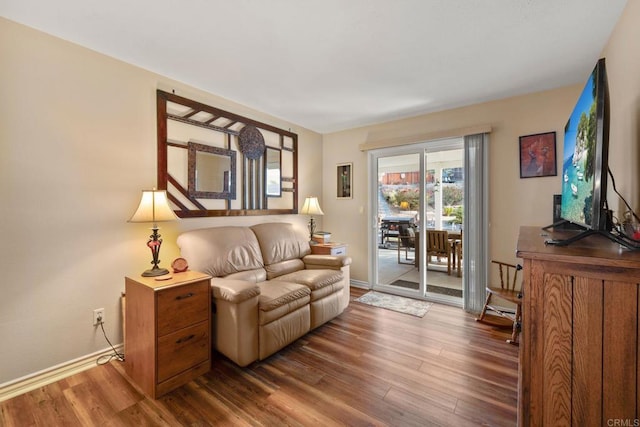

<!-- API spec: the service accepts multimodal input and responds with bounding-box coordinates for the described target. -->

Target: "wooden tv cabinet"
[516,226,640,426]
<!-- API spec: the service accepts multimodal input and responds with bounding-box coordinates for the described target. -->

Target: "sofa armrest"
[210,278,260,367]
[211,278,260,303]
[302,254,352,270]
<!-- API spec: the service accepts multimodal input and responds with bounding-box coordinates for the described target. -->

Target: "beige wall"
[322,86,581,282]
[322,0,640,284]
[601,0,640,212]
[0,17,322,385]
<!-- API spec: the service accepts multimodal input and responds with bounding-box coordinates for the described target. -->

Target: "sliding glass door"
[369,139,465,304]
[374,150,425,297]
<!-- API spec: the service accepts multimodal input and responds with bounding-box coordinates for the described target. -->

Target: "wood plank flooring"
[0,288,519,426]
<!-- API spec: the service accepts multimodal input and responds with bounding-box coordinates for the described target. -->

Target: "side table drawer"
[157,320,209,383]
[157,280,209,335]
[329,246,346,255]
[311,244,347,255]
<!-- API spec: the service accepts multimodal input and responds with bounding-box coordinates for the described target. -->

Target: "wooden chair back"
[492,260,522,293]
[427,230,450,256]
[476,260,524,344]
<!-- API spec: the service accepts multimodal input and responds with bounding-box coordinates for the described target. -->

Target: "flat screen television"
[560,58,609,230]
[544,58,627,246]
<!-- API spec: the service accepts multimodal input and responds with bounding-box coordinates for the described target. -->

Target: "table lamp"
[128,189,178,277]
[300,196,324,243]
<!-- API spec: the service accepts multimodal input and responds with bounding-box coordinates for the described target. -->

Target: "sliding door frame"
[369,147,427,299]
[367,135,489,311]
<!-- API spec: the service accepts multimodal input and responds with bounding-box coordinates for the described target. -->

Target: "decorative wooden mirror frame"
[187,141,236,200]
[157,90,298,217]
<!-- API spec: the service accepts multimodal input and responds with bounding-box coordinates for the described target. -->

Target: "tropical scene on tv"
[560,69,598,226]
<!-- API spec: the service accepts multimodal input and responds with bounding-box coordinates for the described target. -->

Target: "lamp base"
[141,267,170,277]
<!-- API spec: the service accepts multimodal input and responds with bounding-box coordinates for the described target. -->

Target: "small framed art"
[337,162,352,199]
[519,132,557,178]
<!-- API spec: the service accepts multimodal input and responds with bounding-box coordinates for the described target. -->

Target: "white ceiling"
[0,0,628,133]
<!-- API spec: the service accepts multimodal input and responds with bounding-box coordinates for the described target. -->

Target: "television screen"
[560,58,609,230]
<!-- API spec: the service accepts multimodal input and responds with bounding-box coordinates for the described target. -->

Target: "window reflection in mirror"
[265,147,281,197]
[188,142,236,199]
[195,151,230,192]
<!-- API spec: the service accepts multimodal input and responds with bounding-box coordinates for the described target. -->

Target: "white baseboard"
[350,279,370,289]
[0,345,123,402]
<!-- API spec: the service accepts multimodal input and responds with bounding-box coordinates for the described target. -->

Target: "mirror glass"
[188,142,236,199]
[195,151,231,193]
[265,147,281,197]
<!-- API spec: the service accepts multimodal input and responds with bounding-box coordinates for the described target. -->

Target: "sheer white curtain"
[463,133,489,313]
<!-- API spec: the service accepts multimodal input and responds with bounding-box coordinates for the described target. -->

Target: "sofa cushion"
[275,269,344,291]
[258,281,311,325]
[265,259,305,280]
[224,268,268,283]
[177,226,264,277]
[308,281,344,302]
[251,223,311,265]
[258,281,310,312]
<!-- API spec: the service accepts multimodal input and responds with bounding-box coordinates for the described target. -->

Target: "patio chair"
[397,224,415,265]
[450,229,462,277]
[426,230,451,275]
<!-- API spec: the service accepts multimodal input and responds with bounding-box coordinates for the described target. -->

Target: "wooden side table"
[310,243,347,255]
[124,271,212,398]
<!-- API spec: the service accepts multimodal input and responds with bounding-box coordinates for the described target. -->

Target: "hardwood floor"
[0,288,518,426]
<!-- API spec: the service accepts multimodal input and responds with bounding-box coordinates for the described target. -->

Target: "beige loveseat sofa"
[176,222,352,366]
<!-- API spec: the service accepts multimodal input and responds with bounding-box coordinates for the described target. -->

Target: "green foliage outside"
[382,184,463,222]
[383,187,420,210]
[451,206,463,224]
[442,185,463,207]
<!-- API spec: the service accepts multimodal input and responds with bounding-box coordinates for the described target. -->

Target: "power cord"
[95,315,125,364]
[609,167,640,223]
[607,167,640,246]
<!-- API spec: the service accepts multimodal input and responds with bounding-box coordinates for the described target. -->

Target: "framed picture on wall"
[337,163,352,199]
[519,131,557,178]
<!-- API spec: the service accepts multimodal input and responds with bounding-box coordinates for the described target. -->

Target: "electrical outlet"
[93,308,105,326]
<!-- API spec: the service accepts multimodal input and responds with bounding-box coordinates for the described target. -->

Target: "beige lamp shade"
[128,190,178,225]
[300,197,324,216]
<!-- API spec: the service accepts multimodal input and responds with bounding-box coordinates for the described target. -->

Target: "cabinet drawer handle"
[176,292,194,300]
[176,334,195,344]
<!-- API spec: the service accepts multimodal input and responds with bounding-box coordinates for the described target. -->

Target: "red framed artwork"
[519,131,557,178]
